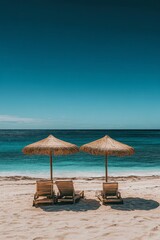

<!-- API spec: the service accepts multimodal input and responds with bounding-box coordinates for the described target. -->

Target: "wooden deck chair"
[55,180,84,204]
[98,182,123,204]
[33,180,55,207]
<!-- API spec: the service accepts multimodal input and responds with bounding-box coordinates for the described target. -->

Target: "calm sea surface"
[0,130,160,178]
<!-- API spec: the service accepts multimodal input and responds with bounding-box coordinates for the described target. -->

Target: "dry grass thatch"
[23,135,79,156]
[80,135,134,156]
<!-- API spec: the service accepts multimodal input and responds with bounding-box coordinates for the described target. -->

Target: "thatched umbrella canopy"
[23,135,79,180]
[80,135,134,182]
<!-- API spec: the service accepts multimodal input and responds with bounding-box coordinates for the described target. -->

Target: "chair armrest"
[75,190,84,198]
[34,193,38,200]
[95,190,101,197]
[80,190,84,198]
[117,191,121,198]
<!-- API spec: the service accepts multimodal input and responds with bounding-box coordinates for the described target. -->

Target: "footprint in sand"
[152,225,160,232]
[81,218,88,221]
[86,226,95,229]
[109,224,117,227]
[33,238,45,240]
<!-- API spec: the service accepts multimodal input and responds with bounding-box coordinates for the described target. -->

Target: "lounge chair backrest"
[103,182,118,196]
[56,181,74,197]
[36,180,53,196]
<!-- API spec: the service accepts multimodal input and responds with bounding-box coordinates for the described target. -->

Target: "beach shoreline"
[1,174,160,181]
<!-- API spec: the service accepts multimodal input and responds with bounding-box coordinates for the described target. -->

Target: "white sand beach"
[1,176,160,240]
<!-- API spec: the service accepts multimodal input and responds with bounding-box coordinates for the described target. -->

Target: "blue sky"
[0,0,160,129]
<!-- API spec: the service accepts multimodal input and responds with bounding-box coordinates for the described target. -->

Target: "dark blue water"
[0,130,160,178]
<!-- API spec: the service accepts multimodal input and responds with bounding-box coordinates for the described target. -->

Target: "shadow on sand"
[39,198,101,212]
[111,197,159,211]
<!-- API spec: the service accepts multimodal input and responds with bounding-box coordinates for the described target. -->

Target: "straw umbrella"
[23,135,79,180]
[80,135,134,182]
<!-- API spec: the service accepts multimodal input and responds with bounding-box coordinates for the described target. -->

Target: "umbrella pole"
[49,153,54,198]
[50,153,53,180]
[105,154,108,182]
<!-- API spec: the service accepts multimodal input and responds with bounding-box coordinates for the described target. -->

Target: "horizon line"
[0,128,160,131]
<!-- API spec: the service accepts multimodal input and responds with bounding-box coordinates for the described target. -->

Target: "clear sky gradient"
[0,0,160,129]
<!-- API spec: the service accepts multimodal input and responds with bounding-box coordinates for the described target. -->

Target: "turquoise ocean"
[0,130,160,178]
